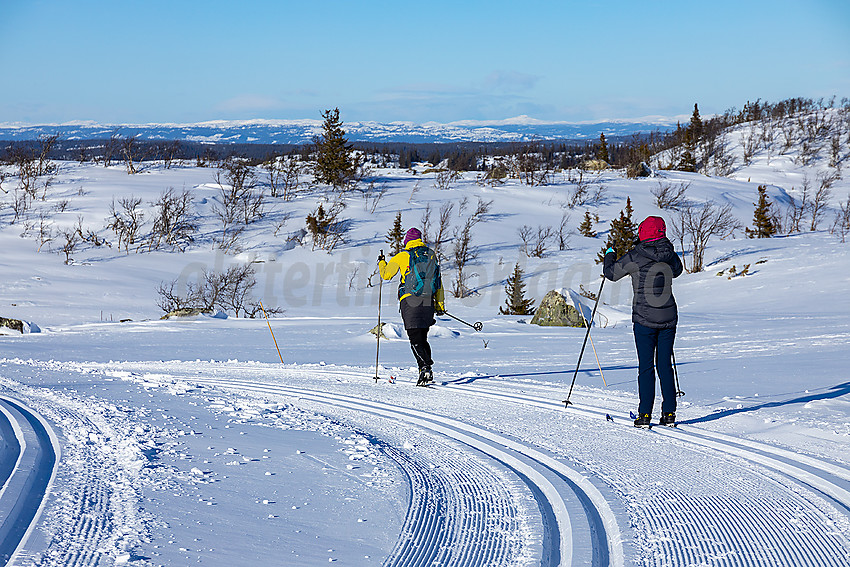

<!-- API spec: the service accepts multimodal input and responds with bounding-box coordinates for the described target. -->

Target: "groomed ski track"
[0,397,59,567]
[184,376,622,567]
[32,359,850,566]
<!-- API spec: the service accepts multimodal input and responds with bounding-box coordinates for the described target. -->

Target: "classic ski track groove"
[184,374,624,567]
[0,397,60,567]
[439,380,850,566]
[65,360,850,566]
[231,367,850,566]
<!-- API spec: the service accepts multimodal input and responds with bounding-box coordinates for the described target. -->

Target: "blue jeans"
[633,322,677,416]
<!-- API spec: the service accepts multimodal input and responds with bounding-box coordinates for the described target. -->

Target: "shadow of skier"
[681,381,850,425]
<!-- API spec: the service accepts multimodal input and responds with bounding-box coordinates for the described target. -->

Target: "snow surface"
[1,122,849,565]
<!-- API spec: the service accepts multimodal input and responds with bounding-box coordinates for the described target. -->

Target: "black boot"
[659,412,676,427]
[416,366,433,386]
[633,413,652,428]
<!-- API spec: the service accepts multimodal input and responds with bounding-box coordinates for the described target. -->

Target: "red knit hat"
[638,216,666,242]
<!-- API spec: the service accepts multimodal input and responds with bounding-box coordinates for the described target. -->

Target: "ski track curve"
[179,374,623,567]
[53,360,850,566]
[0,397,59,567]
[441,379,850,567]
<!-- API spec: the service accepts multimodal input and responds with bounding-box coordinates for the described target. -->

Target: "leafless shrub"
[5,137,59,221]
[305,200,349,252]
[75,215,108,247]
[214,159,264,250]
[557,212,571,251]
[832,194,850,243]
[59,227,80,264]
[652,181,690,210]
[518,224,555,258]
[434,168,461,190]
[157,264,280,318]
[830,135,843,169]
[742,129,758,165]
[120,134,147,174]
[709,134,738,176]
[408,181,421,202]
[158,140,182,169]
[433,201,454,261]
[420,203,433,243]
[35,210,53,252]
[363,181,387,213]
[518,225,534,256]
[565,169,603,208]
[516,142,551,186]
[451,217,479,298]
[101,130,121,167]
[797,140,818,166]
[264,155,301,200]
[148,187,197,251]
[470,197,493,226]
[670,201,739,273]
[107,196,145,253]
[809,171,836,231]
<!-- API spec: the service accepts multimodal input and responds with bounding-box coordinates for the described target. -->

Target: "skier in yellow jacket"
[379,228,446,385]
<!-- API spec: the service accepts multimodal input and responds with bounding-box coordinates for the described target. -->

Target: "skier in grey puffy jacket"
[603,215,683,427]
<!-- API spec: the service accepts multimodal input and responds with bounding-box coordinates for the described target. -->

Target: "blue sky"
[1,0,848,125]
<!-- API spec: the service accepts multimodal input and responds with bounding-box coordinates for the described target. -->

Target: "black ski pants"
[406,328,433,370]
[634,322,676,416]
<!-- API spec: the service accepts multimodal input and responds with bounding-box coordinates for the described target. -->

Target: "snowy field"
[1,119,850,565]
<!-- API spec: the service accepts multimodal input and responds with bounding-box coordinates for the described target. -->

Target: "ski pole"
[443,311,483,332]
[673,349,685,397]
[259,301,284,364]
[563,274,605,407]
[374,251,384,383]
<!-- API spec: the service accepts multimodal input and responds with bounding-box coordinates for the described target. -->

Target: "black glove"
[378,253,385,263]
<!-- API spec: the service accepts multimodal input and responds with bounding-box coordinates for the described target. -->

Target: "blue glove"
[605,247,614,255]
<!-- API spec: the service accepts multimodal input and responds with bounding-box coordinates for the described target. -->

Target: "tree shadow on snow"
[681,381,850,425]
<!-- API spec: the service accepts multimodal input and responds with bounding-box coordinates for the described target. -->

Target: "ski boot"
[416,366,433,386]
[633,413,652,428]
[659,412,677,427]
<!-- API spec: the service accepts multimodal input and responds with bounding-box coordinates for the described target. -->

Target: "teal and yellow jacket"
[379,239,446,311]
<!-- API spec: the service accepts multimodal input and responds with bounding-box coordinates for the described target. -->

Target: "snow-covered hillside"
[0,117,849,566]
[0,116,679,145]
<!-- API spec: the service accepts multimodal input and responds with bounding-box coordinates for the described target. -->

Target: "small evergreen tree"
[386,211,405,254]
[678,129,697,172]
[690,103,703,143]
[596,132,610,163]
[578,211,597,237]
[745,185,778,238]
[597,197,637,262]
[314,108,357,189]
[500,263,535,315]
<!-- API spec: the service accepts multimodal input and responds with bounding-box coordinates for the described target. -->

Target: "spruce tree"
[578,211,597,237]
[597,197,637,263]
[690,103,703,143]
[386,211,405,254]
[678,129,697,172]
[500,263,535,315]
[597,132,610,163]
[314,108,356,189]
[745,185,778,238]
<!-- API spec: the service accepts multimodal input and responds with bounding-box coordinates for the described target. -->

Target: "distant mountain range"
[0,116,681,145]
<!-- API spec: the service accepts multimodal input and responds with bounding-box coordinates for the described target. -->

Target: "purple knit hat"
[403,227,422,245]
